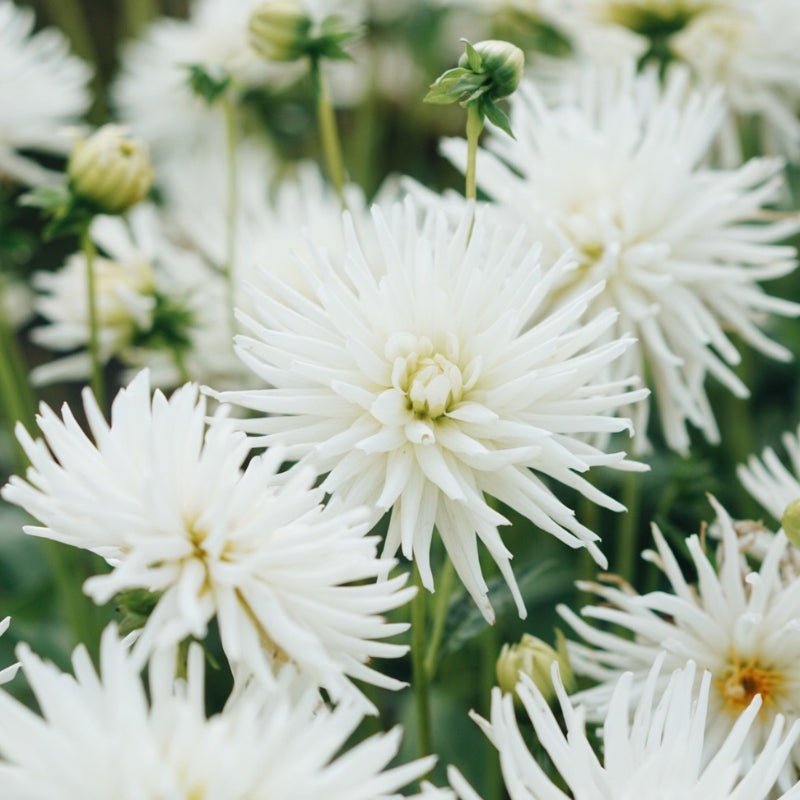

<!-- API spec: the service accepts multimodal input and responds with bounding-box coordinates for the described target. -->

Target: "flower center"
[716,652,784,713]
[387,333,467,421]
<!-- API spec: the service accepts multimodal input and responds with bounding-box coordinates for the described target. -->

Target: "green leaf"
[482,99,515,138]
[440,560,573,659]
[461,39,484,73]
[18,185,71,213]
[184,63,232,106]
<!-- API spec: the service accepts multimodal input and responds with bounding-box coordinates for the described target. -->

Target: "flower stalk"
[81,228,105,410]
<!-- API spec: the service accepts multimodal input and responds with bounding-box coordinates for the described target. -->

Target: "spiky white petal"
[0,626,441,799]
[448,658,800,800]
[1,371,412,706]
[441,65,800,453]
[560,496,800,789]
[215,198,647,623]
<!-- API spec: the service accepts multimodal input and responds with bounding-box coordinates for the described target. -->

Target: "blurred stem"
[121,0,158,37]
[221,93,238,340]
[465,105,484,201]
[411,564,433,765]
[309,56,346,201]
[423,554,455,680]
[0,297,36,470]
[81,228,105,409]
[481,622,501,800]
[616,471,641,583]
[38,0,97,67]
[38,0,107,122]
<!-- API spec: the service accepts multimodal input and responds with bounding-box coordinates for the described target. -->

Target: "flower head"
[215,198,647,622]
[559,496,800,789]
[441,65,800,453]
[0,0,91,184]
[67,124,154,214]
[0,626,443,799]
[448,658,800,800]
[2,371,413,705]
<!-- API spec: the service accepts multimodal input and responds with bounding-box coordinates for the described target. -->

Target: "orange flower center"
[716,653,783,714]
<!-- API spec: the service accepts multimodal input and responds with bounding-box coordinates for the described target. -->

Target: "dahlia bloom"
[0,626,446,799]
[448,658,800,800]
[441,65,800,453]
[216,199,647,622]
[2,371,413,705]
[560,496,800,789]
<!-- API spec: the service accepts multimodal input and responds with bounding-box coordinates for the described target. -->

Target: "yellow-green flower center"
[716,651,784,715]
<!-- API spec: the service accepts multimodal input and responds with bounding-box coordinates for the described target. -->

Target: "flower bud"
[67,125,153,215]
[458,39,524,100]
[248,0,313,62]
[782,498,800,547]
[496,632,575,703]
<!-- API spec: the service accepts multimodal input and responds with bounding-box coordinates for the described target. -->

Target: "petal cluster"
[449,658,800,800]
[0,0,91,184]
[217,198,647,622]
[2,371,413,705]
[560,497,800,788]
[0,626,443,800]
[441,65,800,453]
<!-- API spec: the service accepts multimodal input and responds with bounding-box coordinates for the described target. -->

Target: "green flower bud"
[782,498,800,547]
[496,632,575,704]
[67,125,154,215]
[248,0,312,62]
[458,39,525,101]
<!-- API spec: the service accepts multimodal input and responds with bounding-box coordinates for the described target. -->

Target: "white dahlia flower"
[560,496,800,790]
[113,0,293,158]
[0,0,91,184]
[448,658,800,800]
[1,371,413,705]
[0,626,444,799]
[29,203,250,390]
[739,425,800,524]
[441,65,800,454]
[215,199,647,623]
[548,0,800,164]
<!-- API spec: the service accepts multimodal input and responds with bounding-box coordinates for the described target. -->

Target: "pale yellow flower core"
[600,0,711,31]
[716,652,784,714]
[390,334,466,420]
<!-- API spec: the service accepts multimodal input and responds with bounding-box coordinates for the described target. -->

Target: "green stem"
[121,0,158,37]
[221,94,239,341]
[423,555,455,680]
[616,470,641,583]
[38,0,107,122]
[411,564,433,765]
[465,104,484,202]
[81,228,105,409]
[309,56,346,201]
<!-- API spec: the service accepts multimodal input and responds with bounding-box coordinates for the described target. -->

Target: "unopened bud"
[249,0,313,62]
[68,125,153,215]
[458,39,524,100]
[496,632,575,703]
[782,498,800,547]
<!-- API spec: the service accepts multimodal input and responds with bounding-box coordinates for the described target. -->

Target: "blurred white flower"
[739,425,800,524]
[29,205,222,389]
[560,496,800,790]
[113,0,294,158]
[215,199,647,623]
[0,626,443,799]
[2,371,413,705]
[448,658,800,800]
[441,65,800,454]
[0,0,91,184]
[549,0,800,164]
